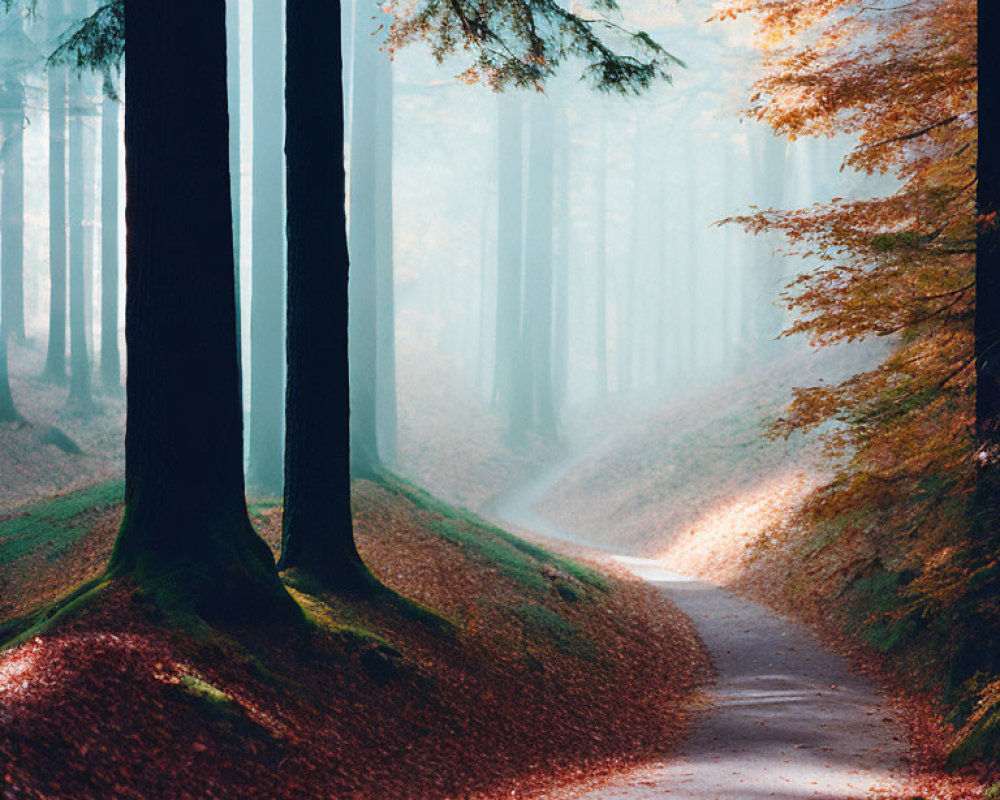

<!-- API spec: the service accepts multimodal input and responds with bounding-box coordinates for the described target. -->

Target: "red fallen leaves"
[0,482,711,800]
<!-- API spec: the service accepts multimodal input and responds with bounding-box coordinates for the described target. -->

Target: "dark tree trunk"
[523,96,556,438]
[44,1,68,383]
[374,42,397,468]
[347,0,382,478]
[976,0,1000,515]
[247,0,285,495]
[280,0,375,592]
[100,92,120,392]
[942,0,1000,686]
[1,79,25,344]
[110,0,296,622]
[67,55,93,415]
[494,92,523,419]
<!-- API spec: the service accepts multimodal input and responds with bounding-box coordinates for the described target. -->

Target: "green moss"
[0,480,124,566]
[178,673,233,706]
[382,473,609,594]
[1,577,110,651]
[510,603,597,661]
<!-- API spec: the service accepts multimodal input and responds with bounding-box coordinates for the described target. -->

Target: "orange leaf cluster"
[725,0,978,625]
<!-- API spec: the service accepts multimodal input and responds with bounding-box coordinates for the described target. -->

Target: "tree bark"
[226,0,242,383]
[44,0,68,383]
[247,0,285,495]
[347,0,382,478]
[523,96,556,438]
[494,92,523,425]
[594,120,608,396]
[374,38,397,468]
[67,43,93,415]
[100,91,120,392]
[552,106,569,413]
[110,0,296,622]
[1,79,25,345]
[280,0,376,592]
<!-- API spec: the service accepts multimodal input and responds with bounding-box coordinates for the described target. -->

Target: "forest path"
[485,450,910,800]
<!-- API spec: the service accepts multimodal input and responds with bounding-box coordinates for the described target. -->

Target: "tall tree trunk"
[280,0,376,592]
[594,119,608,396]
[111,0,296,621]
[752,129,788,359]
[655,153,671,388]
[67,41,93,415]
[620,119,643,394]
[974,0,1000,535]
[100,91,120,391]
[1,79,25,344]
[247,0,285,495]
[0,326,17,423]
[374,40,397,468]
[552,106,569,413]
[226,0,242,380]
[523,96,556,438]
[44,0,68,383]
[494,92,523,420]
[347,0,382,478]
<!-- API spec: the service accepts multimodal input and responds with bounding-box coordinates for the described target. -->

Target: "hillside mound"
[0,476,709,800]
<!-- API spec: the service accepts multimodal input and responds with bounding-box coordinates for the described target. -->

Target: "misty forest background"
[1,0,999,796]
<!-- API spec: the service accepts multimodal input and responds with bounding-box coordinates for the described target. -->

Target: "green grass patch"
[510,603,597,661]
[382,473,609,594]
[0,480,124,567]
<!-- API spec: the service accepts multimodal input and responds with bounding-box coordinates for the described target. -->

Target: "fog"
[1,0,895,507]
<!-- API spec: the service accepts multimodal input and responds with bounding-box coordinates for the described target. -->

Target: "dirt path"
[486,453,910,800]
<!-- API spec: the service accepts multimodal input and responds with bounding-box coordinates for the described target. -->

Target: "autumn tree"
[722,0,981,674]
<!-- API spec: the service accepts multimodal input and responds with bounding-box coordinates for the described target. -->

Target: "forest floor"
[519,351,995,799]
[0,337,124,513]
[0,476,710,799]
[0,346,716,799]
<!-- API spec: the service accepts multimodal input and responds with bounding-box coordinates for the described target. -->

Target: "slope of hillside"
[1,475,710,800]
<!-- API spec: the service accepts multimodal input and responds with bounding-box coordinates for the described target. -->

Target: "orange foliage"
[723,0,977,621]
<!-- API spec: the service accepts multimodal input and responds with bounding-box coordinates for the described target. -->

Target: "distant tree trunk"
[280,0,376,592]
[44,0,68,383]
[752,129,788,358]
[594,120,608,396]
[83,75,97,359]
[100,91,120,392]
[523,96,556,438]
[683,130,699,374]
[110,0,296,621]
[347,0,382,478]
[247,0,285,495]
[655,155,670,388]
[0,329,18,423]
[374,42,397,468]
[67,53,93,415]
[1,78,25,344]
[552,107,569,412]
[620,119,643,394]
[494,92,523,420]
[226,0,242,378]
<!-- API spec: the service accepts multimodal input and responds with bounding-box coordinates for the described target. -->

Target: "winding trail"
[486,451,910,799]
